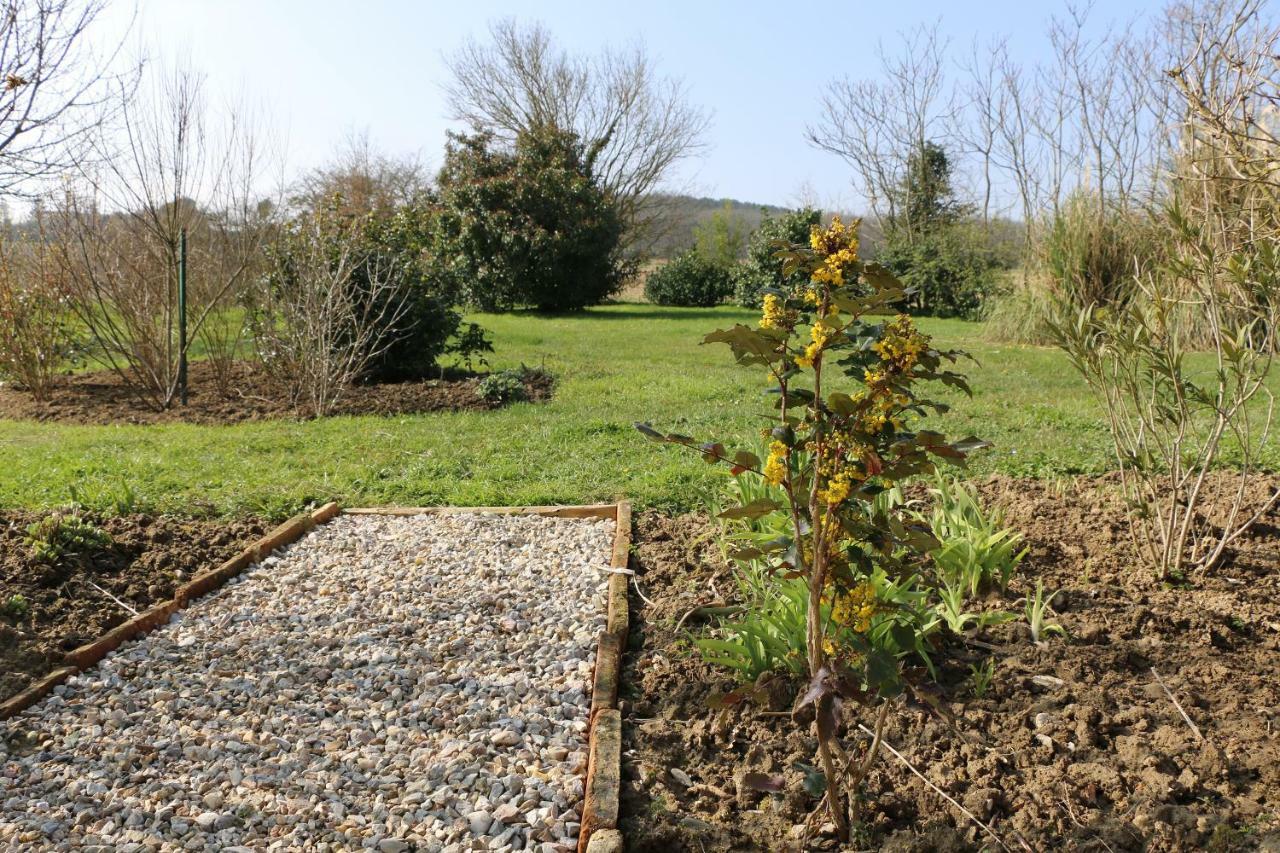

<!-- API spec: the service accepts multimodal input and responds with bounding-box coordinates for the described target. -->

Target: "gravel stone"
[0,512,611,852]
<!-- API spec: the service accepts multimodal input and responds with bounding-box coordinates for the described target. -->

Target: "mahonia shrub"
[643,250,734,307]
[638,216,985,838]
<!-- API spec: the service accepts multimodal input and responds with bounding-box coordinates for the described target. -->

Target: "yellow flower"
[796,321,836,368]
[763,440,787,485]
[760,294,786,330]
[830,581,877,633]
[811,262,844,286]
[809,216,860,260]
[872,314,929,372]
[817,469,856,506]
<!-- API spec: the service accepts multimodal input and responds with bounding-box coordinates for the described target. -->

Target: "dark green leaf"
[718,498,781,520]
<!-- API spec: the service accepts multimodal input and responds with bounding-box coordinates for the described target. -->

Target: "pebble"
[0,513,611,851]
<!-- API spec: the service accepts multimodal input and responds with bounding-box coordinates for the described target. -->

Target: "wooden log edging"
[580,500,631,853]
[0,500,341,722]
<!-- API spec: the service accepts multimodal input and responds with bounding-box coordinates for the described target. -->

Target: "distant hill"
[639,193,793,260]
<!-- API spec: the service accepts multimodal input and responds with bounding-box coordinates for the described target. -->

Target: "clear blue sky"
[99,0,1163,210]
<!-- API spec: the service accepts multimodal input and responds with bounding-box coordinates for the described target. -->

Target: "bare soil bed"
[619,473,1280,852]
[0,511,265,703]
[0,361,554,425]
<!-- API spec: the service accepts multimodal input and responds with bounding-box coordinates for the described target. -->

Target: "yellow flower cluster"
[809,217,860,287]
[817,468,856,507]
[760,293,786,330]
[763,440,787,485]
[872,314,928,374]
[809,216,860,258]
[829,581,877,634]
[796,321,835,368]
[840,316,926,436]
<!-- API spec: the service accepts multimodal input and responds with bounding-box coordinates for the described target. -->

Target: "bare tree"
[253,207,414,418]
[956,37,1002,226]
[444,18,709,249]
[0,0,137,197]
[807,22,954,236]
[292,131,431,216]
[53,63,275,408]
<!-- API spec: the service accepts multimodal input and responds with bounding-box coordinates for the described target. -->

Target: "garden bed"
[0,361,554,425]
[0,511,266,704]
[619,472,1280,851]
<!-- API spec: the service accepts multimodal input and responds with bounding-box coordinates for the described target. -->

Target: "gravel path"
[0,512,614,852]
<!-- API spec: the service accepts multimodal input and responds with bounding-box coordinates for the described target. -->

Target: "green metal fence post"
[178,228,188,406]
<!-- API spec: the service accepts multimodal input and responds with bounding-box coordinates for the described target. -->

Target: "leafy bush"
[289,147,485,382]
[733,207,821,308]
[1049,201,1280,578]
[477,368,528,404]
[25,512,112,564]
[428,127,628,312]
[644,250,734,307]
[876,223,1003,320]
[355,203,490,381]
[252,206,420,417]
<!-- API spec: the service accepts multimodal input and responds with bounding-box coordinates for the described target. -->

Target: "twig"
[1149,667,1205,743]
[858,723,1016,853]
[82,579,139,616]
[631,576,655,608]
[673,602,740,633]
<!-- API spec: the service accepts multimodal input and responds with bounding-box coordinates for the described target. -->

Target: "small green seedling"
[24,512,112,564]
[969,657,996,698]
[936,581,1017,635]
[2,594,29,619]
[1025,580,1066,644]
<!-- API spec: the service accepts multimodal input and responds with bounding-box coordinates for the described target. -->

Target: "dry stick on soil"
[1150,667,1205,743]
[82,578,138,616]
[672,602,739,634]
[857,723,1017,853]
[847,701,891,794]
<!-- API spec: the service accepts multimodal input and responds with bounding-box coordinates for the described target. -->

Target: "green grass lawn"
[1,304,1274,519]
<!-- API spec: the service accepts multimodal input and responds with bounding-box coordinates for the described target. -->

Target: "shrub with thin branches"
[251,205,414,418]
[0,236,78,401]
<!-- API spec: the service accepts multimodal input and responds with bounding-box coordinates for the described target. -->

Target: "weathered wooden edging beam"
[580,501,631,853]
